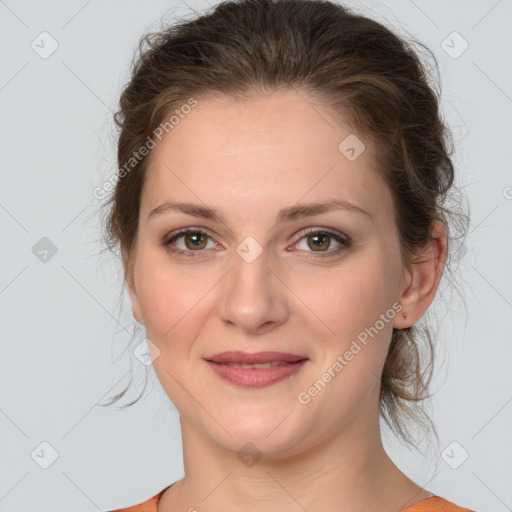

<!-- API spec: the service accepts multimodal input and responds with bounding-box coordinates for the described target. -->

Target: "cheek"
[300,259,395,340]
[134,252,216,345]
[306,264,396,420]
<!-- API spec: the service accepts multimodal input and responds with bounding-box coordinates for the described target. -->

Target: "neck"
[159,414,429,512]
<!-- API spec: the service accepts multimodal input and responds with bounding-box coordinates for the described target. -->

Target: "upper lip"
[205,351,308,364]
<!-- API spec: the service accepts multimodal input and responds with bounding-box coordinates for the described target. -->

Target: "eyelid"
[293,226,350,244]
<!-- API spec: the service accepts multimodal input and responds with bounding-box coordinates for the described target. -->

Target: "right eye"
[162,228,218,257]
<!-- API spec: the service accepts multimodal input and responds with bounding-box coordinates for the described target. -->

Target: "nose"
[217,246,290,336]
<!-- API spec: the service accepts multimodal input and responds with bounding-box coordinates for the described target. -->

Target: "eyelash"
[160,227,351,259]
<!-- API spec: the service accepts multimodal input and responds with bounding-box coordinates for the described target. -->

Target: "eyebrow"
[148,199,371,225]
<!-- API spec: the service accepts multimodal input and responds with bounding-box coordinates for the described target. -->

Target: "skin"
[126,89,447,512]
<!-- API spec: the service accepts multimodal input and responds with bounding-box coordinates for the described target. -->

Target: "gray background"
[1,0,511,511]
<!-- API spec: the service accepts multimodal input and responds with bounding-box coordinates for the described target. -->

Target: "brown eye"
[307,233,331,251]
[293,228,350,258]
[163,228,216,257]
[183,231,208,250]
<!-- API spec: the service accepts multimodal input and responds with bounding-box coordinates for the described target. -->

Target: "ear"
[126,272,145,326]
[393,220,448,329]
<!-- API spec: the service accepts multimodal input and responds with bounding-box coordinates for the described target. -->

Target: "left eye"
[293,229,349,255]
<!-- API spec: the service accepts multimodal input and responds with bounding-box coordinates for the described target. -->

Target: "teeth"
[227,361,281,369]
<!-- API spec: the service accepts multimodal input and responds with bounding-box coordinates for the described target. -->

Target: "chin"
[207,408,306,458]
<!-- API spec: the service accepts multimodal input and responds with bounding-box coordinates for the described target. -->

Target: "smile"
[205,358,309,387]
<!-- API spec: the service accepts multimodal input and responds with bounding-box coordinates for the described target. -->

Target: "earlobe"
[393,220,448,329]
[126,276,144,326]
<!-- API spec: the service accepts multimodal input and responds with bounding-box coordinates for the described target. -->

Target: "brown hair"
[97,0,469,453]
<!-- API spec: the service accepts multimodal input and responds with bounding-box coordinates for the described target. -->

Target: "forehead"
[141,90,392,222]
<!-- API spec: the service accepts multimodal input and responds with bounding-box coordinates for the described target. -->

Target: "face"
[127,89,411,457]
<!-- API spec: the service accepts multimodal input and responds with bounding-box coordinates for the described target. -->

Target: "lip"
[205,350,308,364]
[204,351,309,388]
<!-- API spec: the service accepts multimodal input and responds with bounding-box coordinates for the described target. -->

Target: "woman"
[101,0,473,510]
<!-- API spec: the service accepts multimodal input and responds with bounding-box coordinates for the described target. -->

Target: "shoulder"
[402,495,475,512]
[108,488,166,512]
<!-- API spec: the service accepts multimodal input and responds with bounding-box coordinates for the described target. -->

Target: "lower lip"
[206,360,308,388]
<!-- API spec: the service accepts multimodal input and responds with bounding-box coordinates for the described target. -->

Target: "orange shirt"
[109,487,474,512]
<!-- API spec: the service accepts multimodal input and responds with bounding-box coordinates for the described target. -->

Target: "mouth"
[204,351,309,388]
[205,350,308,364]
